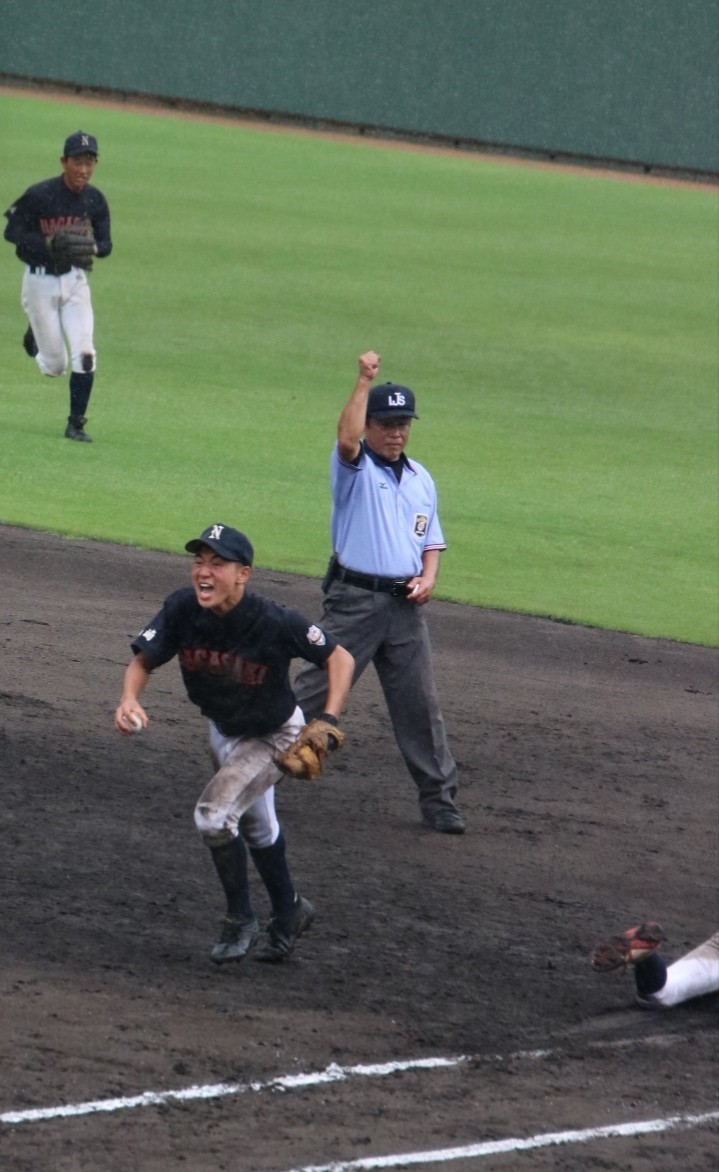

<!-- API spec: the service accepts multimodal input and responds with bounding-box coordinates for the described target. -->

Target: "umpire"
[294,351,465,834]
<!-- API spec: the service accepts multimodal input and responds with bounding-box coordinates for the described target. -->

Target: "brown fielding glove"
[590,922,666,973]
[276,716,345,780]
[48,228,95,270]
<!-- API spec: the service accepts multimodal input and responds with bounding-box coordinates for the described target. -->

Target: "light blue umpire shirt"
[330,440,447,578]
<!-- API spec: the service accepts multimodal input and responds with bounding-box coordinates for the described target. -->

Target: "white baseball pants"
[644,932,719,1007]
[21,266,95,376]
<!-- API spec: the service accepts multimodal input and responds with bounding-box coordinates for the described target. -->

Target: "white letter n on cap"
[209,524,224,540]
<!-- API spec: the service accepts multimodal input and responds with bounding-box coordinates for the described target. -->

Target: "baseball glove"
[48,229,95,270]
[276,716,345,780]
[590,921,666,973]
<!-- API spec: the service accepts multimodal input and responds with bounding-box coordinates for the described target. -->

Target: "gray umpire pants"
[293,581,459,812]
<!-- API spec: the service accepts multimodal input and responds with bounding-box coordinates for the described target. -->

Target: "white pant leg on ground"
[650,932,719,1007]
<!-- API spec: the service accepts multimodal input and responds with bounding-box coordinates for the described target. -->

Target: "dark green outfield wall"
[2,0,717,173]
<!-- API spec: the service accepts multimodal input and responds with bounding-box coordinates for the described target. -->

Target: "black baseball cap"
[185,524,254,565]
[63,131,98,158]
[366,382,419,420]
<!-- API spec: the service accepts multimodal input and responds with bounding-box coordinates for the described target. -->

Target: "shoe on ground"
[421,805,466,835]
[590,922,666,973]
[210,916,260,965]
[23,325,38,358]
[64,416,92,442]
[254,895,315,963]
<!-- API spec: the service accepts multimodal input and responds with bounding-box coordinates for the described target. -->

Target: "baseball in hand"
[126,713,143,733]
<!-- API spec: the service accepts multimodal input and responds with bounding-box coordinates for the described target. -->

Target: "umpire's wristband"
[319,712,339,726]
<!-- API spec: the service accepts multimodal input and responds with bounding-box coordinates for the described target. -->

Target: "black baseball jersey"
[4,176,112,273]
[131,588,338,738]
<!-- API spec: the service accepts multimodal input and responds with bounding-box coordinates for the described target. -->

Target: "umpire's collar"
[361,440,415,473]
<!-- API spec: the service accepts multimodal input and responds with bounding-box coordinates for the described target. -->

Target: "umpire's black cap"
[63,131,98,158]
[366,382,419,420]
[185,524,254,565]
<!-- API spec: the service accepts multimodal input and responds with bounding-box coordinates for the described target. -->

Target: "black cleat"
[23,325,38,358]
[64,415,92,442]
[421,804,466,835]
[210,916,260,965]
[254,895,315,962]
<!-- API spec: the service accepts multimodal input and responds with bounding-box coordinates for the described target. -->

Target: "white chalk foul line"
[0,1055,469,1126]
[0,1033,693,1129]
[287,1111,719,1172]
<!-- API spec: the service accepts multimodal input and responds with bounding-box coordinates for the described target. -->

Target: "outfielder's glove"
[48,229,95,270]
[276,716,345,780]
[590,921,666,973]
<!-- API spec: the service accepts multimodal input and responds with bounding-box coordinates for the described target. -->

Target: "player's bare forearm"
[337,350,381,460]
[321,645,355,719]
[114,652,153,734]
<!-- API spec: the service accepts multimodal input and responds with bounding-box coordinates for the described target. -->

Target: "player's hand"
[358,351,381,381]
[114,703,147,735]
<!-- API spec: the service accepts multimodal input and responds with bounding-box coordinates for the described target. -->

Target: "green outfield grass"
[1,91,717,644]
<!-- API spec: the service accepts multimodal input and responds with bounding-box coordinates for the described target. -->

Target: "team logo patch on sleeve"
[140,627,157,641]
[306,625,326,646]
[413,514,429,537]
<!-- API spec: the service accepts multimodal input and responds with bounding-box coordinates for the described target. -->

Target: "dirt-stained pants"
[194,708,304,850]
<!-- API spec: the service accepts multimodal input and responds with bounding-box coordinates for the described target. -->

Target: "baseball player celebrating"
[114,523,354,965]
[4,130,112,442]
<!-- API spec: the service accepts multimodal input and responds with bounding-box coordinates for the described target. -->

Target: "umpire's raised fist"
[358,351,381,380]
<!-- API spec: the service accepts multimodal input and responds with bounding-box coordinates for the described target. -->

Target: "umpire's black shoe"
[210,916,260,965]
[64,415,92,442]
[22,324,38,357]
[254,895,315,963]
[421,804,466,835]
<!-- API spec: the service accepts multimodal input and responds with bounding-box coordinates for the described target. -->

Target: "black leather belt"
[334,564,411,596]
[28,265,70,276]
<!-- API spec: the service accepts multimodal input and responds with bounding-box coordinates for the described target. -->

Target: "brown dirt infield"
[0,523,717,1170]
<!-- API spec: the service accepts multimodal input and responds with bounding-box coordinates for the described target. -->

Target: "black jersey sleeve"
[4,188,51,266]
[130,589,188,667]
[90,190,112,258]
[280,606,338,667]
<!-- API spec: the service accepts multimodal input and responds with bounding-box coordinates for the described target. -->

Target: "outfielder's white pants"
[21,266,95,376]
[642,932,719,1008]
[194,708,304,850]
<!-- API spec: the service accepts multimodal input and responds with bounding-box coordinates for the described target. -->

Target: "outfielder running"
[114,523,354,965]
[4,130,112,442]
